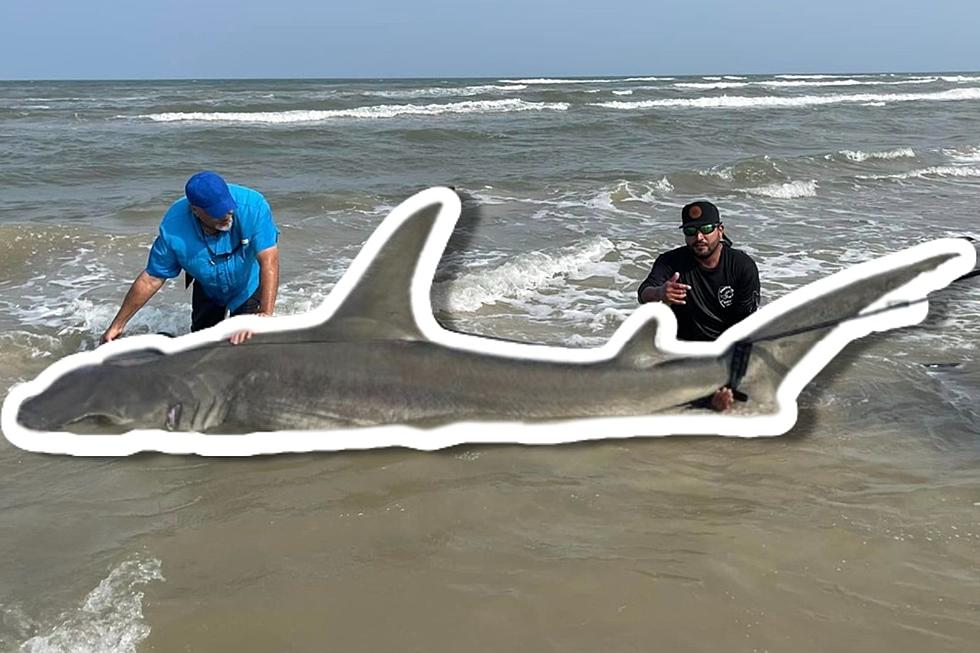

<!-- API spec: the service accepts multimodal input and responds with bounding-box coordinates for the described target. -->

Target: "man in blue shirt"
[101,171,280,345]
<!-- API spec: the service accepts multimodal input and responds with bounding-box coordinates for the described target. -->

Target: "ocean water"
[1,73,979,651]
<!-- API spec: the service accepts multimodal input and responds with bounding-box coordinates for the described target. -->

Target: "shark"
[1,187,975,455]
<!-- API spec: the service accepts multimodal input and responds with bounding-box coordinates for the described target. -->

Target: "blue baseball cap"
[185,171,236,218]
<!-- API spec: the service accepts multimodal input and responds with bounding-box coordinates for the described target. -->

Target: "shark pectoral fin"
[614,316,665,368]
[309,191,461,342]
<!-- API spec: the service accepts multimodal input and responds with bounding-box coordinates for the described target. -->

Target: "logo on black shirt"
[718,285,735,308]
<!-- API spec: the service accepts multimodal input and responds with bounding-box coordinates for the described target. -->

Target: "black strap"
[726,341,753,402]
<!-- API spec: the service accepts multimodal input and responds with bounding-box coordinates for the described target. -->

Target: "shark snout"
[17,397,54,431]
[15,365,135,433]
[17,393,133,434]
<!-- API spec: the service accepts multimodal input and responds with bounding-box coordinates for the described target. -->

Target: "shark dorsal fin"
[615,316,665,368]
[305,190,460,342]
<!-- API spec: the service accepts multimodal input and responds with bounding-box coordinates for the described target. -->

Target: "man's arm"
[639,271,689,305]
[100,271,166,343]
[639,283,666,303]
[256,245,279,315]
[638,254,689,305]
[732,256,761,320]
[228,246,279,346]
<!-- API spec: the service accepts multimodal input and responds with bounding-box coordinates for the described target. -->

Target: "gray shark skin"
[2,188,975,455]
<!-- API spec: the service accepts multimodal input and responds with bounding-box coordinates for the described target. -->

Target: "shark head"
[16,349,198,434]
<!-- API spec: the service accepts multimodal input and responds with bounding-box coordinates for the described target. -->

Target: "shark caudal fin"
[727,239,975,410]
[273,187,462,343]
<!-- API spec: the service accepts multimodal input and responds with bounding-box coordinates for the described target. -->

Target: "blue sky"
[1,1,977,79]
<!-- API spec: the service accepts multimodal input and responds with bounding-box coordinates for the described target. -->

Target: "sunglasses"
[683,223,720,237]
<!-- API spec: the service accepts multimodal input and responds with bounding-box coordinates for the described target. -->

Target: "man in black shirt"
[637,200,760,411]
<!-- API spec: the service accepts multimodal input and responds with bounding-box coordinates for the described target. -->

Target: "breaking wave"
[835,147,916,162]
[744,180,818,198]
[857,166,980,181]
[591,87,980,110]
[139,99,570,123]
[940,75,980,83]
[674,78,936,90]
[432,237,617,312]
[498,78,621,85]
[944,145,980,163]
[775,74,855,79]
[495,76,673,85]
[362,84,527,99]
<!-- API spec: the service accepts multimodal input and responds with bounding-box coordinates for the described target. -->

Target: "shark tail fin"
[729,242,972,410]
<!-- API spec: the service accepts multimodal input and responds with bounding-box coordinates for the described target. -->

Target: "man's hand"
[662,272,690,305]
[710,386,734,412]
[100,324,125,344]
[229,312,272,345]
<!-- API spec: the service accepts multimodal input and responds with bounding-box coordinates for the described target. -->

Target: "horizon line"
[2,68,979,83]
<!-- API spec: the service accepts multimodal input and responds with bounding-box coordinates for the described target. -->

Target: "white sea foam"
[698,166,735,182]
[498,78,619,85]
[0,330,62,360]
[857,166,980,181]
[18,559,163,653]
[591,87,980,110]
[607,179,668,204]
[139,99,569,123]
[775,74,850,79]
[940,75,980,83]
[745,180,818,198]
[675,78,936,90]
[362,84,527,99]
[756,251,834,288]
[674,81,749,90]
[5,242,191,342]
[612,90,633,96]
[653,176,675,194]
[499,75,674,85]
[837,147,916,162]
[944,145,980,163]
[431,237,616,312]
[463,179,671,217]
[771,78,935,87]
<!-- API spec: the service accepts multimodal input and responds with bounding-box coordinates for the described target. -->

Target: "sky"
[1,0,978,79]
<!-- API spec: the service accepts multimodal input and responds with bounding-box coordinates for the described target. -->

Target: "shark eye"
[165,403,182,431]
